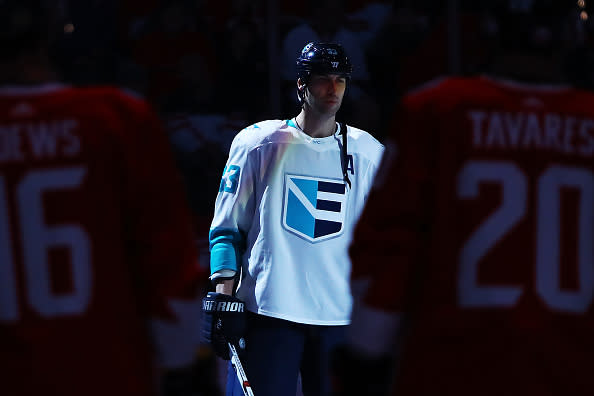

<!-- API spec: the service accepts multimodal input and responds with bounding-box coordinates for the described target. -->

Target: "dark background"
[50,0,594,253]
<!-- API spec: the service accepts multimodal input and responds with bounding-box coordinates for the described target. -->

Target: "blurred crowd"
[50,0,594,250]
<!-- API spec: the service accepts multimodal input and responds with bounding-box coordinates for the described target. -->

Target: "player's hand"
[329,344,394,396]
[201,292,246,360]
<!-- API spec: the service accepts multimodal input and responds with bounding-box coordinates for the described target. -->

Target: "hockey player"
[336,1,594,395]
[0,1,207,395]
[202,42,384,396]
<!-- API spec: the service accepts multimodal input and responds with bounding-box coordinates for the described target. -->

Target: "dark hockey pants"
[226,312,347,396]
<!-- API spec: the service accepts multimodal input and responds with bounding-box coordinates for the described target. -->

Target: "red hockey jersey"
[350,76,594,396]
[0,84,203,396]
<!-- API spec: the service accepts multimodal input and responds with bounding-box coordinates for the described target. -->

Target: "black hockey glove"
[330,344,395,396]
[201,292,246,360]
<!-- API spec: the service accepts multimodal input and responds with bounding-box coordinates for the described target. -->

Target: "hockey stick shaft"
[229,342,255,396]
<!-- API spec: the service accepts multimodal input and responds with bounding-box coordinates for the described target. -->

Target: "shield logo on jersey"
[282,174,347,243]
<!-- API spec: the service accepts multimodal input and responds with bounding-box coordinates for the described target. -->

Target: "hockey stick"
[229,342,255,396]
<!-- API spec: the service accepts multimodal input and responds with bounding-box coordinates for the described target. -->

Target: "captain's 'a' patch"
[282,174,347,243]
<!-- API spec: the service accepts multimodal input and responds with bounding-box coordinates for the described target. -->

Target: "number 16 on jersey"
[0,168,92,323]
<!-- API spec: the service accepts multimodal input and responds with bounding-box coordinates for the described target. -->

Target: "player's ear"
[297,78,306,92]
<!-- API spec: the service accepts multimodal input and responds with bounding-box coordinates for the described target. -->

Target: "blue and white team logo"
[282,174,347,243]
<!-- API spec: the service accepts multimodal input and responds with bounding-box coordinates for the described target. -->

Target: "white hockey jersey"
[209,119,384,325]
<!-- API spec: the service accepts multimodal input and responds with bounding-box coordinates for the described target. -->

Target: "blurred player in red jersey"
[334,1,594,395]
[0,1,211,395]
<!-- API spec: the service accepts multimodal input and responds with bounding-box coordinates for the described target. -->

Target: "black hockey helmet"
[296,42,353,83]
